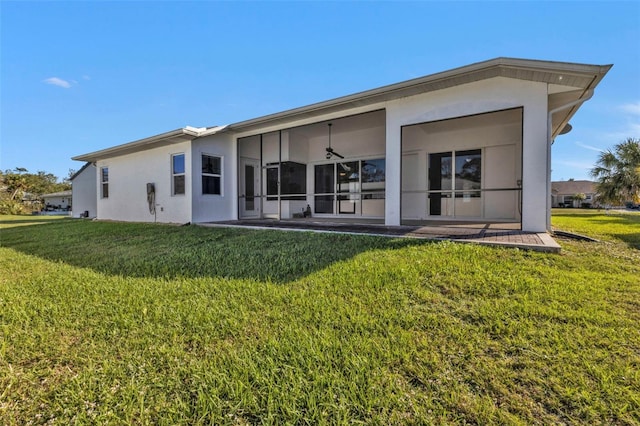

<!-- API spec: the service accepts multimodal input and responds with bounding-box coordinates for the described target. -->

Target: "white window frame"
[101,167,109,199]
[202,154,223,196]
[171,153,186,196]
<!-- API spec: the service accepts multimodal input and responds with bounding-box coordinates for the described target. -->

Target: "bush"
[0,199,25,215]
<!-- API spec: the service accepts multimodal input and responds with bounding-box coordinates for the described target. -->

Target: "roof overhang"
[69,161,94,180]
[72,126,228,163]
[73,57,611,162]
[227,57,612,134]
[42,190,73,198]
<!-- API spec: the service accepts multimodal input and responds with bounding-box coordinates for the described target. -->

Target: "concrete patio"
[198,218,561,253]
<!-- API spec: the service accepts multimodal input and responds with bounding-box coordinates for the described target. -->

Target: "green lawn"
[1,213,638,425]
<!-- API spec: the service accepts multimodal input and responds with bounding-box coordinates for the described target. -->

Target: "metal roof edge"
[69,161,94,180]
[72,127,204,162]
[226,57,612,131]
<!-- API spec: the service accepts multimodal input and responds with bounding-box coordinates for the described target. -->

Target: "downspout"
[546,89,594,231]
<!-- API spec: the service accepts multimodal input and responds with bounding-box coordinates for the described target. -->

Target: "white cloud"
[82,75,91,80]
[620,102,640,116]
[575,141,605,153]
[43,77,72,89]
[554,159,595,169]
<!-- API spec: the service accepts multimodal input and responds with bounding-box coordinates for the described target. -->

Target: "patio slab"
[199,219,561,253]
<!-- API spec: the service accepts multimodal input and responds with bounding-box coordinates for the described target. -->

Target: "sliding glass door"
[428,149,481,217]
[314,164,335,214]
[314,159,385,217]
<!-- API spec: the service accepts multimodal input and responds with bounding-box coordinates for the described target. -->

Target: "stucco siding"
[96,141,191,223]
[385,77,548,231]
[71,164,97,217]
[191,133,236,223]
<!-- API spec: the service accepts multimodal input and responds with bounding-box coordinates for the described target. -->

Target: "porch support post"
[259,134,263,219]
[278,130,282,221]
[385,118,401,226]
[520,94,549,233]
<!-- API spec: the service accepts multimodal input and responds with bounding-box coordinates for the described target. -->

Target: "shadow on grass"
[0,217,71,226]
[612,233,640,250]
[0,219,430,283]
[552,212,640,250]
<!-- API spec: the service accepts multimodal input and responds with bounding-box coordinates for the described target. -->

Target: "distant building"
[551,180,597,208]
[41,190,73,211]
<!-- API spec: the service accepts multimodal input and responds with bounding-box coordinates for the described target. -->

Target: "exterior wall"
[96,141,191,223]
[71,164,97,217]
[191,133,236,223]
[86,78,554,232]
[385,77,549,232]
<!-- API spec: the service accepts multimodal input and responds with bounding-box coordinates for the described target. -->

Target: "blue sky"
[1,1,639,182]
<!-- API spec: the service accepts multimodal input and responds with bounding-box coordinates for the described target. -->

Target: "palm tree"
[573,192,586,208]
[590,138,640,205]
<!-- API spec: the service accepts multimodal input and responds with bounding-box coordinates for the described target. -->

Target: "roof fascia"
[69,162,93,181]
[72,128,202,162]
[227,57,612,133]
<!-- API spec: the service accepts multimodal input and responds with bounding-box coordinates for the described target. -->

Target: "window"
[361,158,385,199]
[101,167,109,198]
[454,149,481,194]
[266,161,306,201]
[172,154,185,195]
[202,154,222,195]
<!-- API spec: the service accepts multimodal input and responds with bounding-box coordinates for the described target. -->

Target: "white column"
[520,96,548,232]
[385,113,401,226]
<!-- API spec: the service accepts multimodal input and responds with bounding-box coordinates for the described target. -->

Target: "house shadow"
[0,219,431,283]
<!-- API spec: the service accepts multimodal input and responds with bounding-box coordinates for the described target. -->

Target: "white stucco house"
[551,180,598,208]
[41,190,72,211]
[70,162,97,218]
[72,58,611,233]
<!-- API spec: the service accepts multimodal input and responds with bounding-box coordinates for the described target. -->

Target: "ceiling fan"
[325,123,344,159]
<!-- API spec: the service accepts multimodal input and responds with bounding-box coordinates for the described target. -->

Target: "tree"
[0,168,71,214]
[590,138,640,205]
[573,192,586,208]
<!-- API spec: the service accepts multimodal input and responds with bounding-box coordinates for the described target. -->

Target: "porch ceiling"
[288,109,385,140]
[549,90,586,138]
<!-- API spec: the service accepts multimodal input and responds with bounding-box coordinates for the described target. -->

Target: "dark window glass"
[314,164,335,214]
[266,167,278,201]
[172,154,185,195]
[202,155,221,195]
[362,159,385,183]
[202,176,221,195]
[455,150,481,191]
[266,162,306,201]
[202,155,221,175]
[174,175,185,195]
[101,167,109,198]
[428,152,452,191]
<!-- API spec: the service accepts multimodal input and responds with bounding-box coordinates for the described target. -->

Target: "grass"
[1,213,639,424]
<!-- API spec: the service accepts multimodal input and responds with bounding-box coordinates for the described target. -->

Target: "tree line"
[0,168,73,214]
